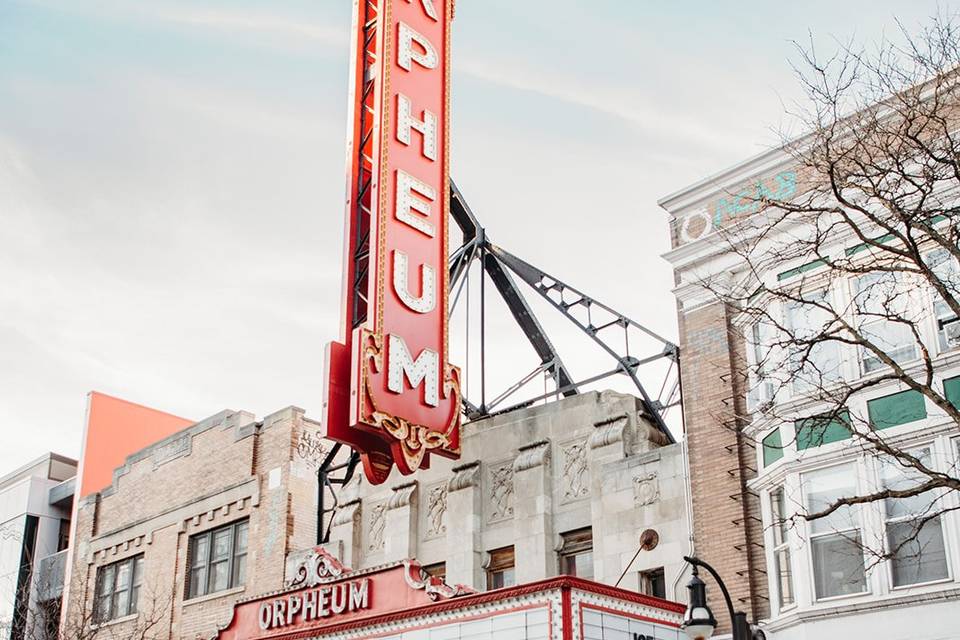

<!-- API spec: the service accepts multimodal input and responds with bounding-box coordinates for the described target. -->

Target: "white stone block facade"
[327,391,691,599]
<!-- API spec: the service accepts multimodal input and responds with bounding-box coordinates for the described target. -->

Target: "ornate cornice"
[286,547,348,589]
[331,499,361,527]
[402,560,474,601]
[589,413,628,449]
[513,440,550,472]
[387,481,418,510]
[447,461,480,492]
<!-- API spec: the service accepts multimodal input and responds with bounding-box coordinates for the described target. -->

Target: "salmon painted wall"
[78,391,193,498]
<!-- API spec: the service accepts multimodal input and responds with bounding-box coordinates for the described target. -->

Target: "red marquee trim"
[221,575,683,640]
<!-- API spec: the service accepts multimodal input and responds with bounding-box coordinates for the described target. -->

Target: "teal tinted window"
[867,390,926,430]
[762,429,784,466]
[944,376,960,411]
[795,411,851,450]
[777,259,827,282]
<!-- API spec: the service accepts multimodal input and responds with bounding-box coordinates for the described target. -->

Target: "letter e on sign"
[323,0,460,484]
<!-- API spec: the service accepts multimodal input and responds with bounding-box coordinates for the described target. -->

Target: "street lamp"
[680,566,716,640]
[680,556,763,640]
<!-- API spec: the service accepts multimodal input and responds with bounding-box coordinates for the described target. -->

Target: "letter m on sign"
[322,0,460,485]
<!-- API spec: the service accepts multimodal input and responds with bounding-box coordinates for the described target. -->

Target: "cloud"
[27,0,348,49]
[454,55,759,154]
[146,6,349,48]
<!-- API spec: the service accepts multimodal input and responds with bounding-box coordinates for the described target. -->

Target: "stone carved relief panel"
[366,502,387,552]
[560,439,589,503]
[633,473,660,506]
[423,483,448,539]
[487,460,515,523]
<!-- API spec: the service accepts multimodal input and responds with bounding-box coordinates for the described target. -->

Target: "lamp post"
[680,556,762,640]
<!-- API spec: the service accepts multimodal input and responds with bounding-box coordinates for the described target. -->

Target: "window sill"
[889,575,954,592]
[763,584,960,632]
[812,587,871,605]
[183,585,245,607]
[92,613,137,629]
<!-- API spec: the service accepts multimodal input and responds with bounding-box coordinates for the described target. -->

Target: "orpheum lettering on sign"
[258,579,370,630]
[323,0,460,484]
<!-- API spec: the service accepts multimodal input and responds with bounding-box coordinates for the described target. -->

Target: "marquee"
[213,548,685,640]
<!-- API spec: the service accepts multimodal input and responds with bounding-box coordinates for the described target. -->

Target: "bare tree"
[13,556,170,640]
[700,11,960,582]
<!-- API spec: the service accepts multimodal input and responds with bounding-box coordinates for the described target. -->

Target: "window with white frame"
[783,290,842,393]
[880,447,949,587]
[747,320,776,411]
[769,487,795,609]
[853,272,918,373]
[803,464,867,599]
[925,248,960,351]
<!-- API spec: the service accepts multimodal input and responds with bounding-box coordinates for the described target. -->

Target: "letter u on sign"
[323,0,460,484]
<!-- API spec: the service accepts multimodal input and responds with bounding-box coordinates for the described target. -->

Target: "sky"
[0,0,949,472]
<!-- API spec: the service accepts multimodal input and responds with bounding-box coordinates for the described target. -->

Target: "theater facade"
[214,548,685,640]
[60,391,692,640]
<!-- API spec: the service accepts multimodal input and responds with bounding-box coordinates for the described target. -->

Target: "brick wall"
[64,406,323,640]
[678,301,769,631]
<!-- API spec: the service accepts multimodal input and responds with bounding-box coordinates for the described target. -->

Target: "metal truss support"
[448,181,680,441]
[316,444,361,545]
[316,180,679,524]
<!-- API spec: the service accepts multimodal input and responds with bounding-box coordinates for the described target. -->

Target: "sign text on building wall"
[323,0,460,484]
[678,170,797,244]
[258,579,370,631]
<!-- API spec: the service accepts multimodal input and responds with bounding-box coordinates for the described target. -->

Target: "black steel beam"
[487,243,676,441]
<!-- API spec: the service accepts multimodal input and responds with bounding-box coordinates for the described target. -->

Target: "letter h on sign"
[323,0,460,485]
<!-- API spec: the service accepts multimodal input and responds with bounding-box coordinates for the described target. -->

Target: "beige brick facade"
[61,391,691,640]
[677,301,768,631]
[63,406,331,640]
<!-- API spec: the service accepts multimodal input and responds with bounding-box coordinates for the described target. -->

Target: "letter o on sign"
[258,603,272,630]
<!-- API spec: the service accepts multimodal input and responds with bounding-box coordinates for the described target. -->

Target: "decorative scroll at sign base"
[323,0,461,484]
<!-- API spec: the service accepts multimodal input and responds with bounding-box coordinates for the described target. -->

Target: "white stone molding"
[447,461,480,492]
[387,481,418,510]
[513,440,551,472]
[331,499,361,527]
[589,413,629,449]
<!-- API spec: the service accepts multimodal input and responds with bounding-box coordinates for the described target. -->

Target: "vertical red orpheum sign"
[323,0,460,484]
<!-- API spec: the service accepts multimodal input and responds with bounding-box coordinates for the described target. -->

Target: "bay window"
[803,464,867,599]
[747,320,775,411]
[853,272,918,373]
[769,487,795,608]
[925,248,960,352]
[880,447,949,587]
[783,291,841,393]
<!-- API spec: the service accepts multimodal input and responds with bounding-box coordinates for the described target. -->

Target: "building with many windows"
[660,136,960,637]
[63,406,318,640]
[62,391,690,640]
